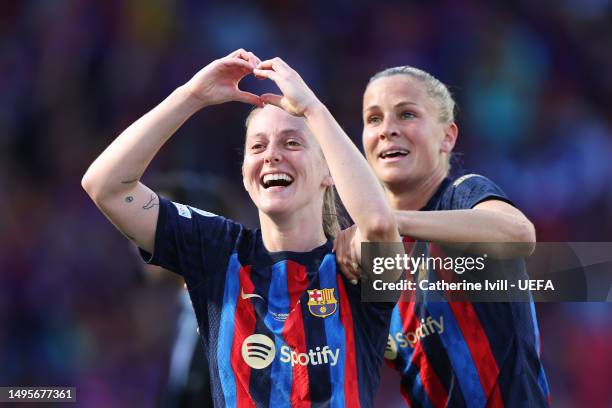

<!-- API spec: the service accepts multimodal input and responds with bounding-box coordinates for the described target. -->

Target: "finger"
[225,58,256,72]
[348,233,361,279]
[337,235,350,268]
[229,48,249,60]
[338,261,357,283]
[272,57,290,70]
[253,67,271,80]
[248,52,261,67]
[235,90,263,106]
[345,263,359,283]
[335,231,357,282]
[255,57,292,75]
[260,93,283,107]
[342,237,353,265]
[353,263,362,281]
[240,51,257,67]
[252,67,280,82]
[352,267,361,284]
[333,231,347,253]
[347,261,357,281]
[256,58,277,70]
[348,272,358,284]
[341,257,357,281]
[228,50,251,66]
[253,70,267,80]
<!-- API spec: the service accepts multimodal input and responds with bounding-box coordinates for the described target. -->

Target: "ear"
[241,165,248,191]
[440,122,458,154]
[322,173,334,188]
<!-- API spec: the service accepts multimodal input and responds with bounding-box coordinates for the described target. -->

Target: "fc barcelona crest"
[307,288,337,318]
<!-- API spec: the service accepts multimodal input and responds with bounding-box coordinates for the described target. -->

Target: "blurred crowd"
[1,1,610,406]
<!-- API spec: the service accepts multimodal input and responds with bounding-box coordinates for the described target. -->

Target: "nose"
[378,118,399,140]
[264,145,282,164]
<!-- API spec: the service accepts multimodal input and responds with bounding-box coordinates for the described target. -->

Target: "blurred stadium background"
[0,1,611,406]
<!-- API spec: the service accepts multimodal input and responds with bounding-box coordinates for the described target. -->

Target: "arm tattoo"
[142,193,159,210]
[125,196,134,203]
[121,178,139,184]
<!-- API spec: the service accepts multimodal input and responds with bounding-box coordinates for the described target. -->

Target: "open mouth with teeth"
[379,149,410,159]
[260,172,295,189]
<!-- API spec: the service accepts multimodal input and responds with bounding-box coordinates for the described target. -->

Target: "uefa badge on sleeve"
[307,288,337,318]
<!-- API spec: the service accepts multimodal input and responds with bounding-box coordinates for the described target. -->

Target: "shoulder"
[162,197,223,221]
[160,196,255,251]
[162,196,240,227]
[440,173,513,210]
[451,173,501,191]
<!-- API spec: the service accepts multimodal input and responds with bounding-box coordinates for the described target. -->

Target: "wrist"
[302,100,327,121]
[394,211,406,236]
[177,84,211,112]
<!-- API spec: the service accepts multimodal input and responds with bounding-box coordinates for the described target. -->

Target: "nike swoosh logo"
[241,289,264,301]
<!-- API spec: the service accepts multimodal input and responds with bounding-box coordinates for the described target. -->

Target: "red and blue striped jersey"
[385,174,550,408]
[141,197,394,407]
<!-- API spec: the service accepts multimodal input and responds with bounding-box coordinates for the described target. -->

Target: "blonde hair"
[368,66,455,124]
[245,108,340,238]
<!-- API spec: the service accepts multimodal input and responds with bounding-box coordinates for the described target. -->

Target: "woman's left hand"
[333,224,363,284]
[253,57,320,117]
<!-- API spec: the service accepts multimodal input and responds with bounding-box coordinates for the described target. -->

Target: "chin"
[257,199,295,218]
[378,166,412,185]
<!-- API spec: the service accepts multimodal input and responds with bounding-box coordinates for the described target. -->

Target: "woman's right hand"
[184,49,263,108]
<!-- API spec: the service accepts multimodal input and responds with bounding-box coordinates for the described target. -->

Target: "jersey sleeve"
[139,196,244,285]
[446,173,515,210]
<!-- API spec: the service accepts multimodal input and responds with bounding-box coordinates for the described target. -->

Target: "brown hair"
[245,108,341,238]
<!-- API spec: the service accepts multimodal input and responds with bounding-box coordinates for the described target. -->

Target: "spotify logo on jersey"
[385,334,398,360]
[242,334,276,369]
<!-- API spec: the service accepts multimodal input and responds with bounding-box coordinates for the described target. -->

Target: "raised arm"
[81,49,262,253]
[253,58,400,244]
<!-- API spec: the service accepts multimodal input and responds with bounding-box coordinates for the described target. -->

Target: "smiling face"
[243,105,332,219]
[362,75,457,189]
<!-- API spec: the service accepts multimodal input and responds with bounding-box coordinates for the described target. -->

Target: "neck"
[385,165,447,210]
[259,206,327,252]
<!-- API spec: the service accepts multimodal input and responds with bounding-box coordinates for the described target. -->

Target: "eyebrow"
[279,128,303,136]
[248,128,305,139]
[364,101,419,112]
